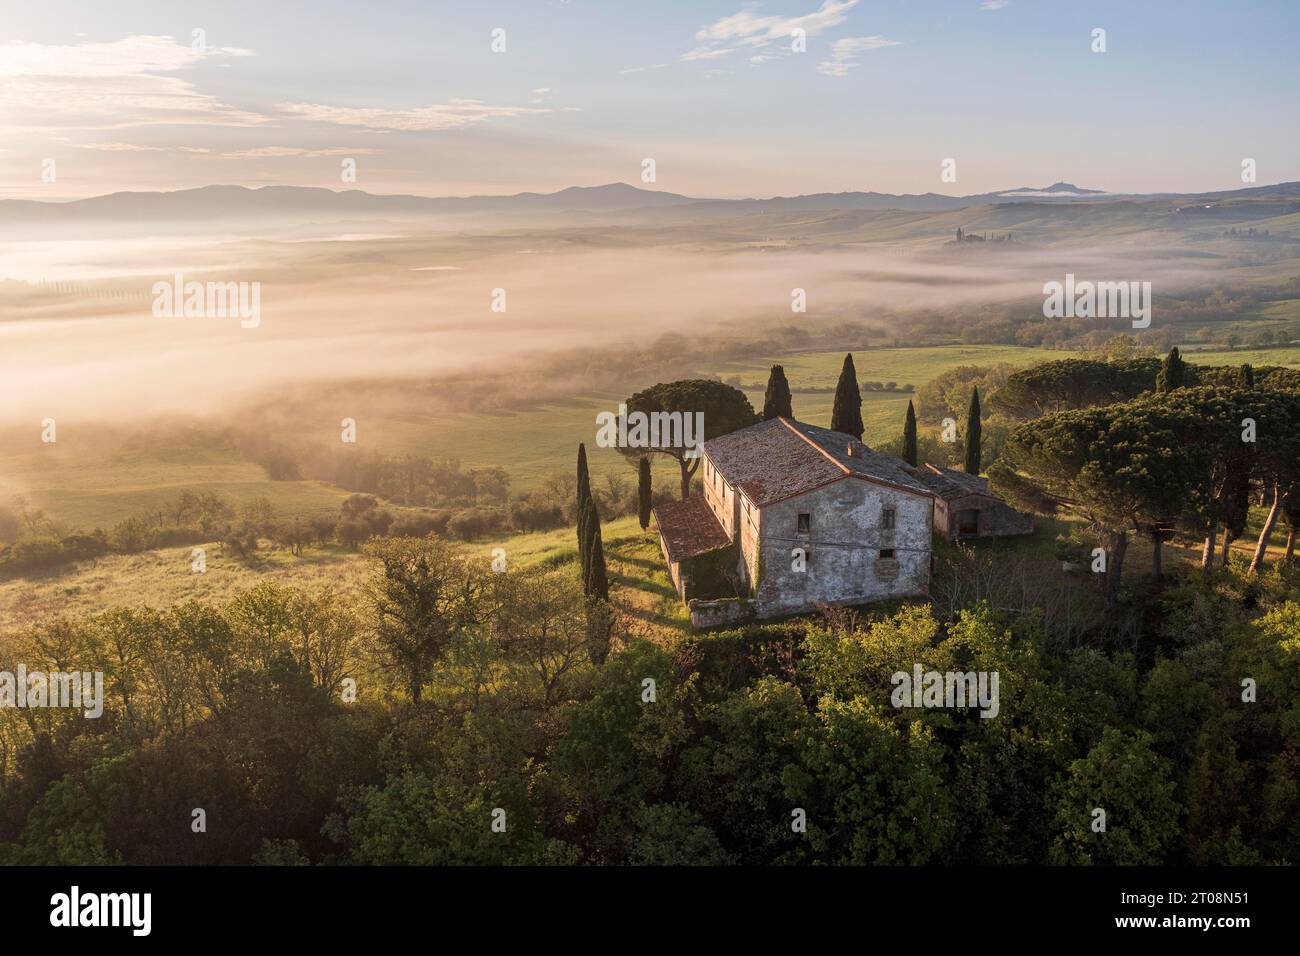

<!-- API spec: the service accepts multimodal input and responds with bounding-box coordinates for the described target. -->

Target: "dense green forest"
[0,531,1296,865]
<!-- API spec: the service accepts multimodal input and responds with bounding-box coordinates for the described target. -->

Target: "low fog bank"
[0,224,1223,428]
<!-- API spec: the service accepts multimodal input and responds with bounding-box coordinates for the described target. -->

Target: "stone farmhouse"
[653,416,1032,629]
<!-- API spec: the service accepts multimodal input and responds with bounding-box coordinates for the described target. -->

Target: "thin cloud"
[981,1,1010,10]
[73,141,214,153]
[0,35,252,76]
[277,99,554,132]
[73,141,164,151]
[222,146,382,158]
[683,0,859,63]
[0,36,262,131]
[816,35,901,76]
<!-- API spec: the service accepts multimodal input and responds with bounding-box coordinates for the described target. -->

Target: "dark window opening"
[879,548,895,559]
[957,509,979,536]
[797,513,810,533]
[881,507,896,530]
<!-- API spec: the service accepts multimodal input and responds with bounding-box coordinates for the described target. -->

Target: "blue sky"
[2,0,1297,199]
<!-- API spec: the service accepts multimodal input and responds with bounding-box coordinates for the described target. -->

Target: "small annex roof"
[915,463,995,501]
[702,417,933,508]
[653,496,731,563]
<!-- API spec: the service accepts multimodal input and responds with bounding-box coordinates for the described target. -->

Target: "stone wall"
[935,493,1034,542]
[688,597,757,630]
[751,478,932,617]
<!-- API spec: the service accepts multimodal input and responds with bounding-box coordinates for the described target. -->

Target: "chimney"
[846,442,858,458]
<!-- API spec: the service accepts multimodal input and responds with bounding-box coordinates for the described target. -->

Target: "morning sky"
[2,0,1297,200]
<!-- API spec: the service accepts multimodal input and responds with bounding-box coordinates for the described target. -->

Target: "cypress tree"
[762,364,794,420]
[902,400,918,467]
[583,503,613,665]
[830,353,864,439]
[576,443,592,567]
[583,496,609,600]
[637,457,652,530]
[579,494,594,583]
[964,386,982,475]
[1155,346,1185,393]
[1240,363,1255,388]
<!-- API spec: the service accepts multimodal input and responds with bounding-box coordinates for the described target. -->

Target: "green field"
[0,430,351,531]
[4,343,1299,533]
[337,345,1070,495]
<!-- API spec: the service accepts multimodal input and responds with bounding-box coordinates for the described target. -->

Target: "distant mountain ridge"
[3,179,1298,225]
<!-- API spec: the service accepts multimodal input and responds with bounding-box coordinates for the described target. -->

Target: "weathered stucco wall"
[934,493,1034,542]
[934,497,951,537]
[702,453,738,540]
[657,531,685,598]
[750,477,932,616]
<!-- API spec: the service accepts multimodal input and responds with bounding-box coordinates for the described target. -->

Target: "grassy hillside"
[4,343,1299,533]
[0,513,691,639]
[0,430,350,530]
[5,499,1288,640]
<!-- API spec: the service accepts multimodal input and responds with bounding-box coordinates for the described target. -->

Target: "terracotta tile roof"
[702,417,933,507]
[654,496,731,563]
[915,463,993,500]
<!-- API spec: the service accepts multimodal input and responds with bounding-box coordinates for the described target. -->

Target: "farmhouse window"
[797,513,811,534]
[881,507,896,530]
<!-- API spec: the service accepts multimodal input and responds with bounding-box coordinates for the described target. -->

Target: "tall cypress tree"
[582,496,612,665]
[964,386,982,475]
[1240,363,1255,388]
[762,364,794,420]
[580,494,595,584]
[583,495,609,600]
[637,457,652,530]
[830,353,864,439]
[1156,346,1185,393]
[902,400,918,467]
[576,443,592,567]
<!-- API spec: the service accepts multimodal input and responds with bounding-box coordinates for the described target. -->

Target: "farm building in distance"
[652,417,1033,629]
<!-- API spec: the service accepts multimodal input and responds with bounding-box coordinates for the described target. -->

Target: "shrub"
[109,517,154,554]
[389,512,450,538]
[309,517,337,545]
[5,536,65,571]
[508,495,564,533]
[446,508,503,540]
[337,519,371,551]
